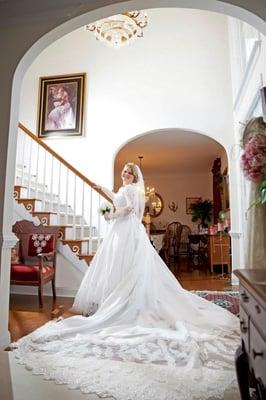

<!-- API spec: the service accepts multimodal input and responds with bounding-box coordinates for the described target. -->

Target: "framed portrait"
[37,73,86,138]
[186,197,202,214]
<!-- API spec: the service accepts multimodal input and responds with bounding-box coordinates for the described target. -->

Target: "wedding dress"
[12,177,240,400]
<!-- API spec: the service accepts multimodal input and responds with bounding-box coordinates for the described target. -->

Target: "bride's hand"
[92,183,102,190]
[104,212,111,221]
[125,207,133,215]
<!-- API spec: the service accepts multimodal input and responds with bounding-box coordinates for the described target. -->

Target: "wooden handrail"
[18,123,111,202]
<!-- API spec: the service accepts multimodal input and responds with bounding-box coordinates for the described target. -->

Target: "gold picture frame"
[37,73,86,138]
[186,197,202,214]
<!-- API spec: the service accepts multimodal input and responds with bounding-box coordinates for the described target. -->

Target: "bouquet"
[241,133,266,183]
[98,201,113,216]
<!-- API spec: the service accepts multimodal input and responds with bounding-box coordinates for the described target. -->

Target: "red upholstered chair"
[11,220,60,308]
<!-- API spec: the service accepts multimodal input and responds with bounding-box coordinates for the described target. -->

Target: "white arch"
[112,127,228,181]
[1,0,264,348]
[113,127,227,159]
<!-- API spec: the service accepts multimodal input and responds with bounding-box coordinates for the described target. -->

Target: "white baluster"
[42,150,47,210]
[34,144,40,199]
[81,181,85,239]
[57,162,62,224]
[27,138,33,197]
[73,174,77,239]
[65,168,69,225]
[21,133,26,187]
[15,131,22,183]
[50,156,54,211]
[89,187,93,254]
[97,194,101,249]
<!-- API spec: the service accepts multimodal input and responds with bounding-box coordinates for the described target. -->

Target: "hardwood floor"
[9,294,73,342]
[9,262,236,343]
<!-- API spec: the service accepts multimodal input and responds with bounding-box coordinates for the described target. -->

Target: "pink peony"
[241,134,266,183]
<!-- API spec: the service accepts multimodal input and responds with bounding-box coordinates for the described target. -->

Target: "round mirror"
[145,192,163,218]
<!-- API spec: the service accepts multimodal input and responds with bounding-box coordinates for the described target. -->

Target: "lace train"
[12,184,240,399]
[13,318,240,400]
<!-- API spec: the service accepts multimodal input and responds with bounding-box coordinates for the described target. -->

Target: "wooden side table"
[207,233,231,273]
[234,269,266,400]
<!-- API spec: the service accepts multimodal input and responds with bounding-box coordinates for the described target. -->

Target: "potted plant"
[190,199,213,228]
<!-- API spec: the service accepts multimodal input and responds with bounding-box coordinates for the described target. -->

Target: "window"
[240,22,260,71]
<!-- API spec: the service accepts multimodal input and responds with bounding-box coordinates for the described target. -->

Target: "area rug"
[192,290,239,316]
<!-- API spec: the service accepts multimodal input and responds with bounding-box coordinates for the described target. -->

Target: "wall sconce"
[168,201,178,212]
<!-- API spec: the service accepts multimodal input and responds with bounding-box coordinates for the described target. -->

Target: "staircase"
[14,123,112,266]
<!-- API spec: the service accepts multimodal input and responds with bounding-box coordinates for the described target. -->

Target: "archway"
[113,128,232,282]
[0,0,265,348]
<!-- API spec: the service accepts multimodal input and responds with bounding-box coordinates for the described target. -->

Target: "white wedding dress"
[12,183,240,400]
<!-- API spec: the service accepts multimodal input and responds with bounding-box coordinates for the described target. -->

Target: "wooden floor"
[9,262,236,343]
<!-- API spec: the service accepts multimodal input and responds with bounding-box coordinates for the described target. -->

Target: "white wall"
[139,172,213,229]
[19,8,234,189]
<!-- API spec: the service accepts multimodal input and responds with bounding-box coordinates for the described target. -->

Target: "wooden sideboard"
[234,269,266,400]
[207,233,231,273]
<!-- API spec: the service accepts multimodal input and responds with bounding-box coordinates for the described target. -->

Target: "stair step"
[13,185,27,199]
[62,239,84,255]
[62,238,99,255]
[31,211,57,225]
[16,198,42,212]
[78,254,94,264]
[53,224,73,240]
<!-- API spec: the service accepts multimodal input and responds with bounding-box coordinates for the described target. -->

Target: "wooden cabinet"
[234,269,266,400]
[207,233,230,273]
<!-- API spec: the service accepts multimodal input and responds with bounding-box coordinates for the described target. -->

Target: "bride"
[12,163,240,400]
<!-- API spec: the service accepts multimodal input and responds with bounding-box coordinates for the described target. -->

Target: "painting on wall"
[37,73,86,138]
[186,197,202,214]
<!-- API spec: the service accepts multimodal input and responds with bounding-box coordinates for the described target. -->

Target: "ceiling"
[115,129,226,174]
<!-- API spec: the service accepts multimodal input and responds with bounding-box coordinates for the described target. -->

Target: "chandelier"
[138,156,156,201]
[145,186,156,201]
[86,11,148,47]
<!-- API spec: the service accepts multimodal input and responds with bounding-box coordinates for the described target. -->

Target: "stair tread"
[51,224,94,228]
[31,211,57,215]
[62,236,102,242]
[17,198,42,201]
[14,185,27,189]
[82,236,103,240]
[50,224,73,228]
[62,239,89,243]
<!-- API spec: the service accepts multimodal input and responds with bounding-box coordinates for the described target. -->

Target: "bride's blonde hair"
[125,162,139,183]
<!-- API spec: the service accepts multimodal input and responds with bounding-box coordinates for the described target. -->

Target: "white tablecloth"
[150,233,165,253]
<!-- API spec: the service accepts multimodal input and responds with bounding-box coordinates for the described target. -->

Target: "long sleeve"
[100,186,115,201]
[107,185,137,220]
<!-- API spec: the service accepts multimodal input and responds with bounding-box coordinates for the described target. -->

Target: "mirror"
[145,192,163,218]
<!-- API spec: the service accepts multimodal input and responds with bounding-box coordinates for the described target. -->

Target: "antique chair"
[11,220,60,307]
[188,234,208,268]
[179,225,192,258]
[163,221,183,266]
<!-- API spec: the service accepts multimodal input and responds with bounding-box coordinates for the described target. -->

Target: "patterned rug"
[192,290,240,316]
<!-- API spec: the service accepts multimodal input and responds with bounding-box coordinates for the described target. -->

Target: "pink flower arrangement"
[241,134,266,183]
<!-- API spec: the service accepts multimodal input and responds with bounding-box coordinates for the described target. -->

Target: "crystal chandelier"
[138,156,156,202]
[86,11,148,47]
[145,186,156,201]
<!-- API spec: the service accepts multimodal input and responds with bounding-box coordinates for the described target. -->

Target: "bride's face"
[121,165,134,185]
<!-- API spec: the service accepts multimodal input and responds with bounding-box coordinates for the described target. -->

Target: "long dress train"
[12,183,240,400]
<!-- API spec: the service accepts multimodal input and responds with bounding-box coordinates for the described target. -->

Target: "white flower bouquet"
[98,201,113,216]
